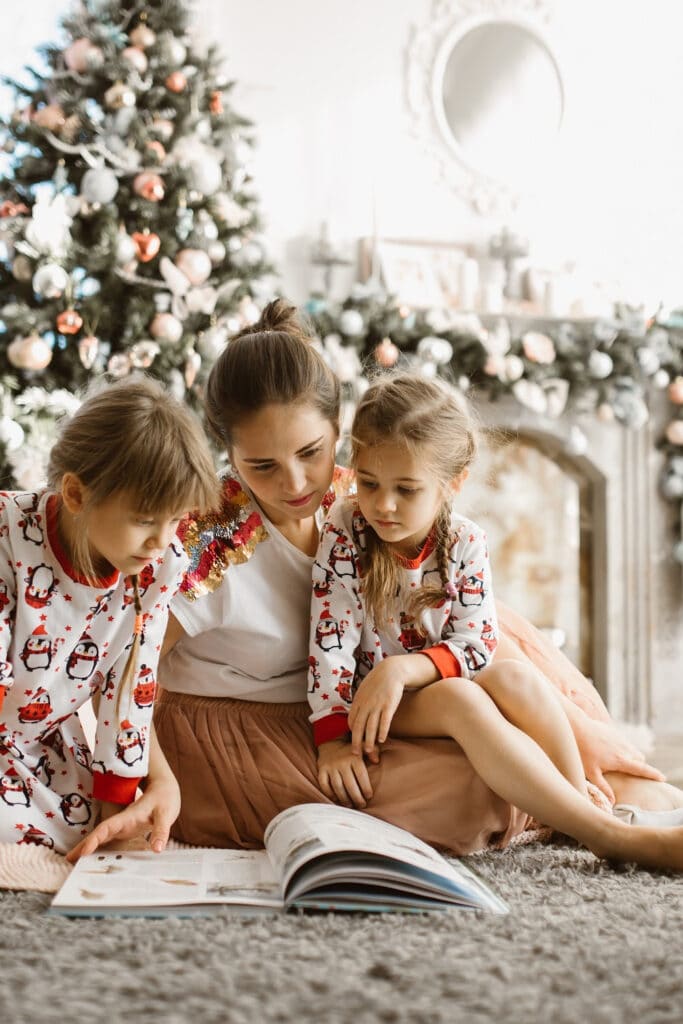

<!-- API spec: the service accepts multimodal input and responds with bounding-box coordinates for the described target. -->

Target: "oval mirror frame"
[406,0,564,216]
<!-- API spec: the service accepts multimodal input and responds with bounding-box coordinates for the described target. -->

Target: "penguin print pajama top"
[0,490,188,853]
[307,496,498,745]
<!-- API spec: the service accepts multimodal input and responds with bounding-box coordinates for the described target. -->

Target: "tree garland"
[306,286,683,562]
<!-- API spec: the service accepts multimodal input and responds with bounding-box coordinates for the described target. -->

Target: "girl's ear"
[61,472,88,515]
[450,468,469,495]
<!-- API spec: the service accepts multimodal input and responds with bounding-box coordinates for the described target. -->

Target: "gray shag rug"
[2,837,682,1024]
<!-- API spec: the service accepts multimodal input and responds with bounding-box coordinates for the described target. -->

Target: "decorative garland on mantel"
[306,285,683,562]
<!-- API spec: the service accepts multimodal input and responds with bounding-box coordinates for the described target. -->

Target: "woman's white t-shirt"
[159,472,349,702]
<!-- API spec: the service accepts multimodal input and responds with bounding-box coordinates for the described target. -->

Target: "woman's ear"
[61,472,88,515]
[450,468,469,495]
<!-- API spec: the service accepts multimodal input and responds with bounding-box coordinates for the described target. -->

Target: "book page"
[264,803,492,901]
[51,848,282,912]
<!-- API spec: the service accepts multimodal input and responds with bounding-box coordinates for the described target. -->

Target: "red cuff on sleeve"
[92,771,141,805]
[0,686,5,714]
[313,713,350,746]
[422,645,463,680]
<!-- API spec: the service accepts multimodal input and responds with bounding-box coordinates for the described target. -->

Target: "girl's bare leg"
[391,677,683,871]
[476,659,587,795]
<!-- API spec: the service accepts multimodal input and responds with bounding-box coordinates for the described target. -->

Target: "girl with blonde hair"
[0,375,219,855]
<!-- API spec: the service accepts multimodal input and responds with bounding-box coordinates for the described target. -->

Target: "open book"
[50,803,507,917]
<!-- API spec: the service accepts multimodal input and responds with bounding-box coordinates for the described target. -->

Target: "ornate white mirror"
[407,0,564,215]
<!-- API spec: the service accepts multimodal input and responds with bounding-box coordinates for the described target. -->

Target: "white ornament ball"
[81,166,119,205]
[186,158,223,196]
[503,354,525,382]
[665,420,683,446]
[338,309,365,337]
[661,474,683,501]
[64,37,94,73]
[0,415,24,451]
[150,312,184,344]
[159,35,187,67]
[208,241,226,265]
[115,231,137,265]
[107,353,131,377]
[588,350,614,380]
[121,46,148,74]
[175,248,212,286]
[197,326,228,360]
[653,369,670,389]
[32,263,68,298]
[636,347,660,376]
[416,336,453,366]
[129,24,156,49]
[7,334,53,370]
[129,340,161,368]
[565,425,589,456]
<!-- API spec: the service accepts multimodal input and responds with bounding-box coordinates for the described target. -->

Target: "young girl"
[0,376,219,856]
[308,372,589,808]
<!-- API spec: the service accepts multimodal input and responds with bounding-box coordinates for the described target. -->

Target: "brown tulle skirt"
[154,690,532,852]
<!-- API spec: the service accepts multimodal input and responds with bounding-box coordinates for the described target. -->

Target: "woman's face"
[230,402,338,526]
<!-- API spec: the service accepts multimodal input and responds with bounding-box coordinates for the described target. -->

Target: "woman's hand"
[317,738,374,809]
[66,773,181,863]
[571,711,665,804]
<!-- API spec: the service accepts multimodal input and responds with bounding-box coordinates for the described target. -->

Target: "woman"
[74,300,683,870]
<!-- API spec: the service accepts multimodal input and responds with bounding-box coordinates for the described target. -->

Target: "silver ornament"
[32,263,68,298]
[81,167,119,205]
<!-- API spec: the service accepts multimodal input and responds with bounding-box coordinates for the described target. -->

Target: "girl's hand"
[317,738,374,809]
[348,659,406,756]
[66,773,181,863]
[573,714,665,804]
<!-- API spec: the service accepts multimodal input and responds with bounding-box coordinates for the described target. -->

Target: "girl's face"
[85,491,187,577]
[355,441,449,557]
[230,402,338,527]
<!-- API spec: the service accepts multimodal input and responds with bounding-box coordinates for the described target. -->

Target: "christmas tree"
[0,0,272,489]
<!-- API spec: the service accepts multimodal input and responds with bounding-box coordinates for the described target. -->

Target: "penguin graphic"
[397,612,427,653]
[66,634,99,681]
[34,753,54,787]
[328,540,357,579]
[314,608,343,651]
[115,720,145,766]
[480,619,496,655]
[72,741,92,771]
[463,644,487,673]
[18,686,52,723]
[18,825,55,849]
[351,510,368,551]
[24,564,58,609]
[14,493,44,548]
[59,792,92,827]
[0,766,31,806]
[312,562,335,599]
[335,667,355,703]
[0,580,10,613]
[132,665,156,709]
[0,724,23,759]
[307,655,321,694]
[38,724,66,761]
[457,573,486,608]
[20,624,53,671]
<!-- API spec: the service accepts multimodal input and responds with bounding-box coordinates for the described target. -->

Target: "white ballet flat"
[613,803,683,827]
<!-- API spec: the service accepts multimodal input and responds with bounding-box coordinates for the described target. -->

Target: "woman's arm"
[161,612,186,658]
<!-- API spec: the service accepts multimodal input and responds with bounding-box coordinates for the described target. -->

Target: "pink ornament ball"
[7,334,53,371]
[133,172,165,202]
[166,71,187,94]
[64,37,93,73]
[665,420,683,446]
[121,46,148,74]
[150,312,184,344]
[668,376,683,405]
[175,248,212,286]
[374,337,399,367]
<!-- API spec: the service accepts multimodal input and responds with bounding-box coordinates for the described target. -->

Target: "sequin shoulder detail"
[178,476,269,600]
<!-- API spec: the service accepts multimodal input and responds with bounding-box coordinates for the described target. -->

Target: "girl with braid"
[0,376,219,855]
[309,372,597,813]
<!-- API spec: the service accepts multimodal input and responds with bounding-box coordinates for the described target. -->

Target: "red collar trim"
[392,532,436,569]
[46,494,120,589]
